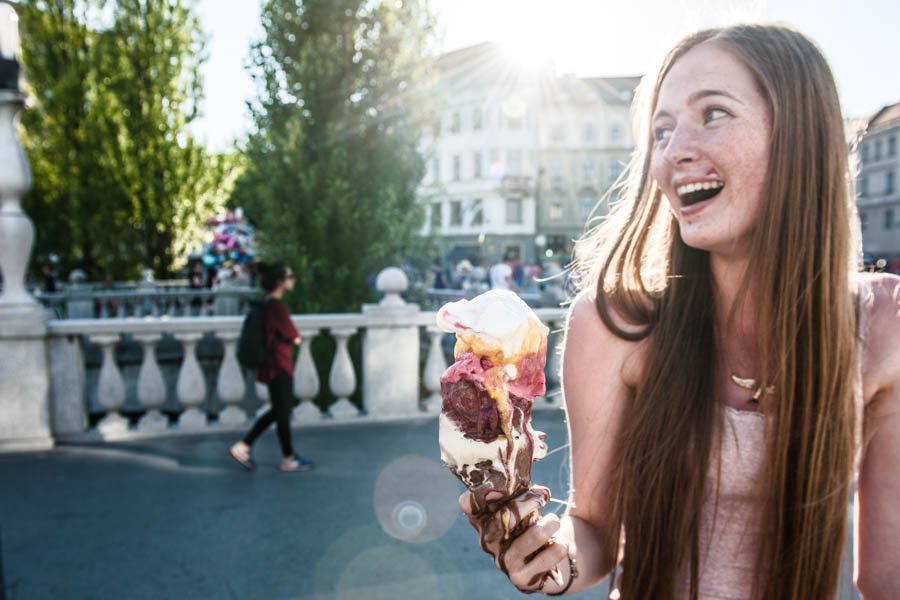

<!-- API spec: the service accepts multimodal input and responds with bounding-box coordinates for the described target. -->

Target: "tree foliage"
[233,0,435,313]
[19,0,237,281]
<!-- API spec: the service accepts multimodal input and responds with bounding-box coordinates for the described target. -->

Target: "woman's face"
[283,268,296,291]
[650,42,772,260]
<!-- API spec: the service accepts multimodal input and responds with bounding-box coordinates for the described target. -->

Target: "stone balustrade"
[43,290,568,443]
[36,286,258,319]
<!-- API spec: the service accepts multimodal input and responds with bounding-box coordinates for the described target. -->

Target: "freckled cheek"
[650,157,677,207]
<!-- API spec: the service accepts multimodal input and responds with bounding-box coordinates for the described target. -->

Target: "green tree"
[234,0,435,313]
[19,0,236,281]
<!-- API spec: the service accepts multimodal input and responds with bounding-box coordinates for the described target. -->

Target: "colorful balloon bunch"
[200,208,256,271]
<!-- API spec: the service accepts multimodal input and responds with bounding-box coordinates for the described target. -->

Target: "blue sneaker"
[280,455,314,472]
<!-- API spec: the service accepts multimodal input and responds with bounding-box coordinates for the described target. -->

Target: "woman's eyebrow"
[688,88,742,105]
[653,89,743,122]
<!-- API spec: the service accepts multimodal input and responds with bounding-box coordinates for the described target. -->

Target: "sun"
[496,24,557,74]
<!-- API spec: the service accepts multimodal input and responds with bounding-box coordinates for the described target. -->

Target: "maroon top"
[257,299,299,384]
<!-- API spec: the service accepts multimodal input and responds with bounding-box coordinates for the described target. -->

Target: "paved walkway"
[0,410,604,600]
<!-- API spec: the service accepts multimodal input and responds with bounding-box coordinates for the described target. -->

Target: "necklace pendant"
[731,374,775,406]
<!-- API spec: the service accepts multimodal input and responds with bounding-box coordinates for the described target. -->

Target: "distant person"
[489,252,518,291]
[450,259,473,289]
[428,259,449,289]
[230,262,313,472]
[40,263,58,293]
[512,258,524,287]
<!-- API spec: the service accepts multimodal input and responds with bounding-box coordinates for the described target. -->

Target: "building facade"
[418,43,638,266]
[856,102,900,261]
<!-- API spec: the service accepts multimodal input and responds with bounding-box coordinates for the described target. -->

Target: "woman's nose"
[663,124,700,165]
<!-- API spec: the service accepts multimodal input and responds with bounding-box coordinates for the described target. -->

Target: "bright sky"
[192,0,900,152]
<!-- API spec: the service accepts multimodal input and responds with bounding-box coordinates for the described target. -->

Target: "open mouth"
[676,181,724,206]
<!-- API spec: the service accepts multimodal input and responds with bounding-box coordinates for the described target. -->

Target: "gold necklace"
[730,374,776,405]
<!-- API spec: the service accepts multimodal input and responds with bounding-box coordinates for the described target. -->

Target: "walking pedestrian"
[230,262,314,472]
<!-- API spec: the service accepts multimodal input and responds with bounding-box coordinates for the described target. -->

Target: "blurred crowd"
[426,252,573,302]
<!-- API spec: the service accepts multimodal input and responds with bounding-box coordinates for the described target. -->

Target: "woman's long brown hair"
[572,25,860,599]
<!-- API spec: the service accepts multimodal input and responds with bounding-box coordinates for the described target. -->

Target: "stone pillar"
[0,23,54,451]
[362,267,421,418]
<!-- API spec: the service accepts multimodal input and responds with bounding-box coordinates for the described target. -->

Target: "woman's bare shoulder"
[564,289,648,389]
[858,272,900,406]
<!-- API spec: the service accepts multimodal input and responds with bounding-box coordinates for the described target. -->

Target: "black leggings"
[242,370,294,457]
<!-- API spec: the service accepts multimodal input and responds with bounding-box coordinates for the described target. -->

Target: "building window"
[875,139,883,161]
[859,176,868,197]
[473,108,482,131]
[583,122,595,142]
[450,200,463,226]
[453,155,461,181]
[551,160,562,182]
[884,208,894,230]
[432,158,440,182]
[889,135,897,158]
[887,170,895,196]
[506,197,523,224]
[861,143,870,163]
[507,149,522,175]
[451,112,461,133]
[610,122,623,143]
[860,211,867,232]
[580,190,597,219]
[583,160,594,181]
[474,152,482,179]
[550,198,563,220]
[471,199,483,226]
[430,202,442,228]
[608,160,623,182]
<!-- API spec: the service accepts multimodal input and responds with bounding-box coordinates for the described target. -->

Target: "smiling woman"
[454,23,900,600]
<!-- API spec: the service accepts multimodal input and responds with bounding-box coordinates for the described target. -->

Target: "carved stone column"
[216,330,247,426]
[421,325,446,414]
[0,7,53,450]
[328,327,359,419]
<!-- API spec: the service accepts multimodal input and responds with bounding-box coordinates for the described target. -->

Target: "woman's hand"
[459,486,571,594]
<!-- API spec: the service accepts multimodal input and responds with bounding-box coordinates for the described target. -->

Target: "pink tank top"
[676,281,870,599]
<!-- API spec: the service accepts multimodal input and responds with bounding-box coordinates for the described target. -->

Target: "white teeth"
[675,181,724,196]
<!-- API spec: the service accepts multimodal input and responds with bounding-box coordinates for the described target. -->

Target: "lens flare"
[373,454,458,543]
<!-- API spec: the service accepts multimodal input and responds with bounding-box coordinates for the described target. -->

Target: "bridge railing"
[45,270,568,443]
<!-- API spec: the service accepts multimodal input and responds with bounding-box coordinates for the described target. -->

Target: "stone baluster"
[115,297,126,318]
[93,334,128,437]
[328,327,358,418]
[292,328,322,422]
[99,296,110,319]
[541,318,564,408]
[215,330,246,426]
[421,325,447,414]
[134,333,168,432]
[174,332,207,429]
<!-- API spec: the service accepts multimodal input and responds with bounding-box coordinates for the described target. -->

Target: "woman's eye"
[653,127,672,142]
[704,107,728,123]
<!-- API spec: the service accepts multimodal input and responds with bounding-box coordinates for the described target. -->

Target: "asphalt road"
[0,409,605,600]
